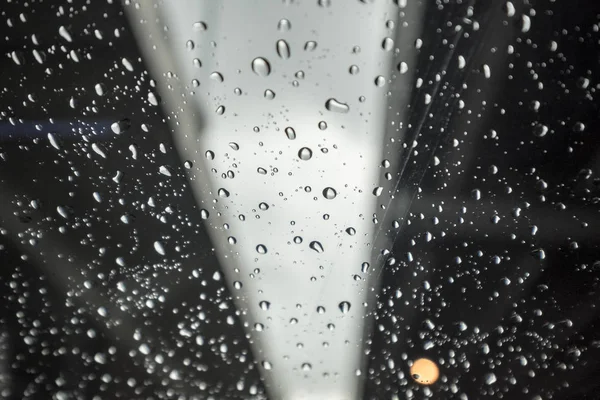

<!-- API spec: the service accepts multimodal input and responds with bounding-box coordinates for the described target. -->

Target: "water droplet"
[148,92,159,106]
[278,18,292,31]
[521,15,531,33]
[325,98,350,113]
[229,142,240,151]
[58,26,72,42]
[264,89,276,100]
[259,202,269,211]
[154,241,166,255]
[304,41,318,51]
[200,209,210,219]
[111,119,131,135]
[382,37,394,51]
[339,301,351,313]
[234,87,242,95]
[256,244,268,254]
[293,236,303,244]
[91,143,107,158]
[216,105,226,115]
[193,58,202,68]
[375,75,386,87]
[346,227,356,236]
[373,187,383,196]
[318,0,331,7]
[257,167,267,175]
[193,21,207,31]
[298,147,313,161]
[233,281,242,289]
[318,121,328,130]
[322,187,337,199]
[210,71,224,82]
[471,189,481,200]
[159,165,172,177]
[533,124,548,137]
[262,361,272,370]
[205,150,215,160]
[361,262,370,273]
[48,133,60,150]
[301,363,312,371]
[349,65,360,75]
[317,306,326,314]
[95,83,106,96]
[259,300,271,310]
[184,160,193,169]
[285,127,297,140]
[186,40,195,51]
[309,241,324,253]
[276,39,291,59]
[252,57,271,77]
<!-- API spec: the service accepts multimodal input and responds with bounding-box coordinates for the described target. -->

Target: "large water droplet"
[200,209,210,219]
[276,39,291,59]
[229,142,240,150]
[382,37,394,51]
[346,227,356,236]
[309,241,324,253]
[218,188,230,198]
[256,244,268,254]
[339,301,351,313]
[252,57,271,77]
[154,241,166,255]
[205,150,215,160]
[216,105,225,115]
[349,65,360,75]
[298,147,313,161]
[375,75,386,87]
[325,98,350,114]
[210,71,224,82]
[322,187,337,199]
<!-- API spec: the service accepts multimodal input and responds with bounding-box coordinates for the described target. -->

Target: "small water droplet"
[186,40,195,51]
[322,187,337,199]
[205,150,215,160]
[256,244,268,254]
[233,280,242,289]
[216,105,226,115]
[252,57,271,77]
[349,65,360,75]
[325,98,350,113]
[309,241,324,253]
[317,306,326,314]
[264,89,276,100]
[257,167,267,175]
[285,127,297,140]
[276,39,291,59]
[218,188,230,198]
[193,21,207,31]
[302,363,312,371]
[298,147,313,161]
[361,262,370,273]
[293,236,303,244]
[262,360,272,370]
[200,209,210,219]
[373,186,383,196]
[259,202,269,211]
[533,124,548,137]
[318,121,328,130]
[346,227,356,236]
[304,41,318,51]
[375,75,386,87]
[278,18,292,31]
[339,301,351,313]
[259,300,271,310]
[229,142,240,150]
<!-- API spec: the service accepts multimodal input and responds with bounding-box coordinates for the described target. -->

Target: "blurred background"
[1,0,599,399]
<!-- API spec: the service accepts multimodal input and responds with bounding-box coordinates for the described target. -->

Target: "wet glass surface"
[1,1,600,399]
